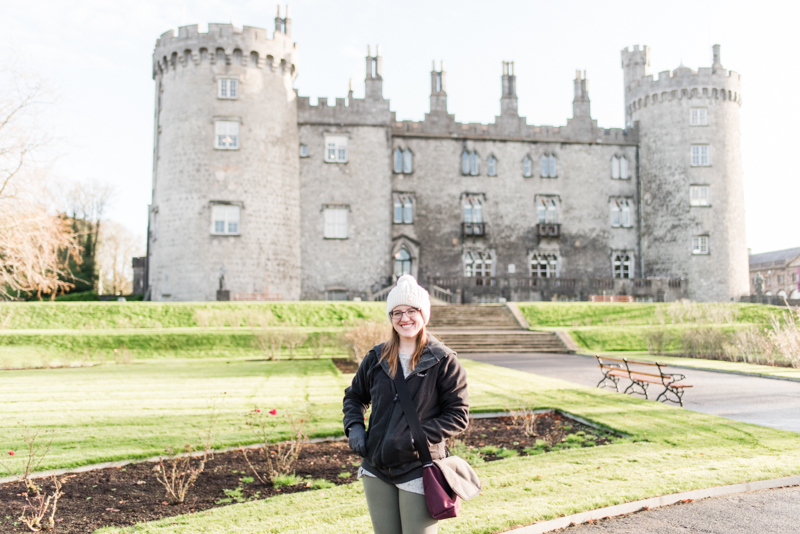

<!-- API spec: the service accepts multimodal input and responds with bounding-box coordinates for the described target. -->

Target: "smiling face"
[390,305,424,341]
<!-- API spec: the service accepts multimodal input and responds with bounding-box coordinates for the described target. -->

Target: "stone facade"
[748,247,800,300]
[147,16,748,303]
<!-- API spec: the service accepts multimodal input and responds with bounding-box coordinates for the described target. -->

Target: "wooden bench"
[595,355,693,407]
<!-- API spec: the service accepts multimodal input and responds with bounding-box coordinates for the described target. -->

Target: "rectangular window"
[691,145,710,166]
[530,253,557,278]
[299,144,308,158]
[690,107,708,126]
[323,206,348,238]
[778,275,785,284]
[210,204,241,235]
[393,194,414,224]
[218,79,238,99]
[692,235,709,255]
[690,185,711,206]
[613,253,632,279]
[325,136,348,163]
[215,120,239,149]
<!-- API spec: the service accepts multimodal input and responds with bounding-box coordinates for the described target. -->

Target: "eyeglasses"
[390,308,420,320]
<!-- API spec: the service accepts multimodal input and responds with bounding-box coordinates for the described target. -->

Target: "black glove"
[348,425,367,457]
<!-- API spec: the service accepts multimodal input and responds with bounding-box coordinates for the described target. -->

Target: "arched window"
[403,149,413,173]
[548,155,557,177]
[540,155,548,177]
[611,156,620,179]
[777,290,787,298]
[790,289,800,300]
[613,253,632,279]
[394,148,403,173]
[470,151,479,175]
[619,156,628,179]
[394,247,412,277]
[465,251,492,277]
[523,156,532,178]
[530,253,557,278]
[461,151,470,175]
[487,155,497,176]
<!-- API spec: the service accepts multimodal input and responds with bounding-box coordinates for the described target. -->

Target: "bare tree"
[0,63,81,300]
[96,220,144,295]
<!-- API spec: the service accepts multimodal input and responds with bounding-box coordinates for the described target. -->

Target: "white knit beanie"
[386,274,431,325]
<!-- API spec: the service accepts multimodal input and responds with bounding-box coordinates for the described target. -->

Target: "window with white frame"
[536,198,558,224]
[610,199,632,228]
[691,145,710,166]
[530,253,557,278]
[394,148,403,173]
[463,195,483,223]
[613,253,632,279]
[611,155,629,179]
[690,108,708,126]
[299,144,308,158]
[214,120,239,149]
[393,193,414,224]
[690,185,710,206]
[210,204,241,235]
[692,235,709,255]
[325,136,348,163]
[394,246,412,277]
[523,156,532,178]
[323,205,349,238]
[487,155,497,176]
[464,251,493,277]
[541,154,557,177]
[218,78,238,99]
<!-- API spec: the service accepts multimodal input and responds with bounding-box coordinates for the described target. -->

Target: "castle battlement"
[152,22,297,79]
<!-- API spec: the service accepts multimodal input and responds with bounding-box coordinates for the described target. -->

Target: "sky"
[4,0,798,254]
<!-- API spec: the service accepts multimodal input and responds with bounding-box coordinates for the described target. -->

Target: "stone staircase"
[428,304,570,354]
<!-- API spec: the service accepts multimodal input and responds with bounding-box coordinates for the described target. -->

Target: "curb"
[507,475,800,533]
[572,352,800,384]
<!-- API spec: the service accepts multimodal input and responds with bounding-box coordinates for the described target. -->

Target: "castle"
[145,9,749,303]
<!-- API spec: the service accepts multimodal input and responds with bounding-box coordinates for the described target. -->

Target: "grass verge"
[91,359,800,534]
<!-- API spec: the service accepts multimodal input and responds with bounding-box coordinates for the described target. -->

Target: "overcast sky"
[4,0,798,254]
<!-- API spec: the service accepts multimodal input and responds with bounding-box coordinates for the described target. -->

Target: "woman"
[343,274,469,534]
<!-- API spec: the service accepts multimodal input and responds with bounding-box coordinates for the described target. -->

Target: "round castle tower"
[622,45,749,302]
[149,13,301,301]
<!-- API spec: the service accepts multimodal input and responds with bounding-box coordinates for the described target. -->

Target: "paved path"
[465,353,800,433]
[558,485,800,534]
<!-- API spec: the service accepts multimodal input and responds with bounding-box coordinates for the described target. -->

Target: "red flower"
[8,451,14,456]
[269,409,277,416]
[255,408,261,413]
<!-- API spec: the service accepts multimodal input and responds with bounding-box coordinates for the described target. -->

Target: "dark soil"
[332,358,359,373]
[0,414,612,533]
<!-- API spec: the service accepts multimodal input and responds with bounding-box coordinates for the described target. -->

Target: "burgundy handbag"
[392,370,480,520]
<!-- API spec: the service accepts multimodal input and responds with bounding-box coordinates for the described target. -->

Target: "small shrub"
[309,478,335,489]
[241,408,309,486]
[341,320,391,365]
[506,394,537,437]
[18,475,63,532]
[0,423,54,495]
[283,331,309,360]
[496,448,518,458]
[153,445,205,505]
[645,328,671,355]
[478,445,500,455]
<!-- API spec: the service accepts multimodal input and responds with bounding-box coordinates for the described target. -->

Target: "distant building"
[749,247,800,300]
[145,11,748,303]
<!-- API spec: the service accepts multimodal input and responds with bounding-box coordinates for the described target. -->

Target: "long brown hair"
[381,325,428,378]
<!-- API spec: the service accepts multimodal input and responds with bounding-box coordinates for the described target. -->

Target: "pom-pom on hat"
[386,274,431,325]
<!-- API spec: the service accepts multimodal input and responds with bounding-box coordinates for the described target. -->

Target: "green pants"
[362,475,438,534]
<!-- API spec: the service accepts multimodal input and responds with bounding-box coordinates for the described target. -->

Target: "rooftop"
[749,246,800,268]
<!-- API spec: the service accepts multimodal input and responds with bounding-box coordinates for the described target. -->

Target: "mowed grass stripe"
[94,359,800,534]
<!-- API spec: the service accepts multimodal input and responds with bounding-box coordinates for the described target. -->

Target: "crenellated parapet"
[622,45,742,123]
[296,95,392,126]
[152,22,297,79]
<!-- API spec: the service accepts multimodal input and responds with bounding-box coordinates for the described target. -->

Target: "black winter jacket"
[342,334,469,484]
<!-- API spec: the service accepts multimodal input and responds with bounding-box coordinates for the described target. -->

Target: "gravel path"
[465,352,800,433]
[557,486,800,534]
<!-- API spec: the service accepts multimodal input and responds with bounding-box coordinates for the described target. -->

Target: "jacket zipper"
[374,387,398,469]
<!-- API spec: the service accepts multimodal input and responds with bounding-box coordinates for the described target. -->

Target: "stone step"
[428,304,521,330]
[430,330,569,354]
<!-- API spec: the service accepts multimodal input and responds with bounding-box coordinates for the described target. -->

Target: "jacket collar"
[375,333,453,378]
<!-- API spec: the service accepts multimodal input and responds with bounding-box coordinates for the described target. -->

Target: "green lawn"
[88,358,800,534]
[517,302,779,327]
[0,301,385,330]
